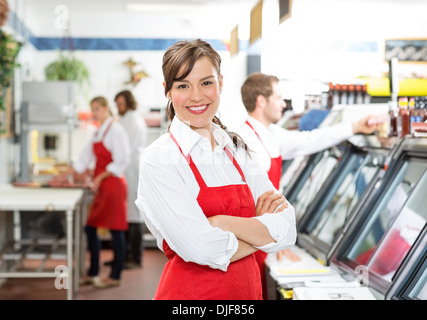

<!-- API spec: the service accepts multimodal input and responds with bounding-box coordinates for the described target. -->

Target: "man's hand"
[352,115,386,135]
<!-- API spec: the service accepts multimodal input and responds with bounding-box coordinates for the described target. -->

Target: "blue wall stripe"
[6,10,377,53]
[33,37,228,51]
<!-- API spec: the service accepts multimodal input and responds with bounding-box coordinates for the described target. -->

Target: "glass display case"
[331,137,427,295]
[296,138,392,265]
[283,142,350,223]
[386,226,427,300]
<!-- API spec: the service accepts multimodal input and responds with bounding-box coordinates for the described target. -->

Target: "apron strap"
[224,148,247,183]
[169,132,207,188]
[95,119,113,141]
[245,120,272,158]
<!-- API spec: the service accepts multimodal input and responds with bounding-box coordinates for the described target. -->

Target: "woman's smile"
[186,103,210,114]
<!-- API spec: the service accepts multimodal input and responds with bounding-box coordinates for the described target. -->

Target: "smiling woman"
[162,39,247,151]
[135,39,297,300]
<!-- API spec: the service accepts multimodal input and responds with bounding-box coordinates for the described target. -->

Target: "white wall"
[259,0,427,112]
[3,0,427,184]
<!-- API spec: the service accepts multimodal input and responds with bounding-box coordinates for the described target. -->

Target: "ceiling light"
[126,3,203,13]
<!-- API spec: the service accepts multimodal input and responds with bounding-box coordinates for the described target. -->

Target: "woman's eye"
[202,81,212,86]
[176,84,188,89]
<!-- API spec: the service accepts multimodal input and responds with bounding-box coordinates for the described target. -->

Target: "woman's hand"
[90,175,103,192]
[89,170,112,192]
[48,165,74,187]
[255,190,288,216]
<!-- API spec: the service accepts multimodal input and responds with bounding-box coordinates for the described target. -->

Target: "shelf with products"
[358,77,427,97]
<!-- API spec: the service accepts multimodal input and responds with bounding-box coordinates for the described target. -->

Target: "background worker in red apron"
[237,73,382,299]
[54,96,131,288]
[135,39,297,300]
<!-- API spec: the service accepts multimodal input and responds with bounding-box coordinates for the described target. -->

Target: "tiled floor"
[0,248,168,300]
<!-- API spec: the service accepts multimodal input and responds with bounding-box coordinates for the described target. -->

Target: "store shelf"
[359,77,427,96]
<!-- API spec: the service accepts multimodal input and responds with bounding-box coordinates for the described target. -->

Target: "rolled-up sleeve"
[254,203,297,252]
[135,143,239,271]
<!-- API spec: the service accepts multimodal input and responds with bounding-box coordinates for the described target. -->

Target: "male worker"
[237,72,380,299]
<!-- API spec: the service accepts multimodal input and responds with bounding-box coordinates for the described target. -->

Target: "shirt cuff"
[253,206,297,253]
[212,231,239,272]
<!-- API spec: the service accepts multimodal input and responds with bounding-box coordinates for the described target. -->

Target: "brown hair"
[241,73,279,113]
[0,0,9,27]
[162,39,249,153]
[90,96,108,107]
[90,96,112,115]
[114,90,137,110]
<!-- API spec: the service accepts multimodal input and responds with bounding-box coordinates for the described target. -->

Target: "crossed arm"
[208,190,288,262]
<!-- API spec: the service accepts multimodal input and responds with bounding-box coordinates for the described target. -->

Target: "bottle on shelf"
[362,84,371,104]
[347,84,355,105]
[422,97,427,122]
[341,84,348,104]
[333,84,341,106]
[355,84,363,104]
[327,82,334,109]
[388,100,398,137]
[409,97,415,133]
[398,97,410,137]
[414,97,422,123]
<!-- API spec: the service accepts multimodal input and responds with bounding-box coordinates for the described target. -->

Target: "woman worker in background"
[53,96,131,288]
[135,39,296,300]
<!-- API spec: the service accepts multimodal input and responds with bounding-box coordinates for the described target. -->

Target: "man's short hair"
[241,73,279,113]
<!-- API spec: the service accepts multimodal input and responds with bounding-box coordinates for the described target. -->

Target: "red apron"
[86,121,128,231]
[245,121,282,189]
[246,120,282,299]
[153,132,262,300]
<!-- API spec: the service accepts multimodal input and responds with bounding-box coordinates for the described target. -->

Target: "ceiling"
[16,0,257,38]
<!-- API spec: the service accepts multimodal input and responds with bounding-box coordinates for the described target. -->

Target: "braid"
[212,116,250,155]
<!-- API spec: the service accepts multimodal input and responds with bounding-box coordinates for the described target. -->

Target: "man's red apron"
[86,121,128,231]
[246,120,283,299]
[245,121,282,189]
[153,132,262,300]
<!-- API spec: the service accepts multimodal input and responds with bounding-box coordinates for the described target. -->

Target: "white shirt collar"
[169,116,234,156]
[95,117,113,138]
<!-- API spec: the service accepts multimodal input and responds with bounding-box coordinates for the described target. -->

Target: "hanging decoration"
[123,57,148,87]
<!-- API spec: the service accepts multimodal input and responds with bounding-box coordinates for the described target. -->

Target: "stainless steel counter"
[0,184,89,300]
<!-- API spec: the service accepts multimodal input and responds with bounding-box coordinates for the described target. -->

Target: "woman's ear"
[163,82,172,100]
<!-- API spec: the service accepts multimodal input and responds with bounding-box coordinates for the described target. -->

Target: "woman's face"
[91,101,110,123]
[167,56,223,131]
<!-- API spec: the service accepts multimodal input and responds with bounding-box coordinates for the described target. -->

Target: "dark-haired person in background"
[115,90,148,269]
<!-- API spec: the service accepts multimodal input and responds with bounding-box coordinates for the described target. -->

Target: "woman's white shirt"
[73,117,131,177]
[135,116,296,272]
